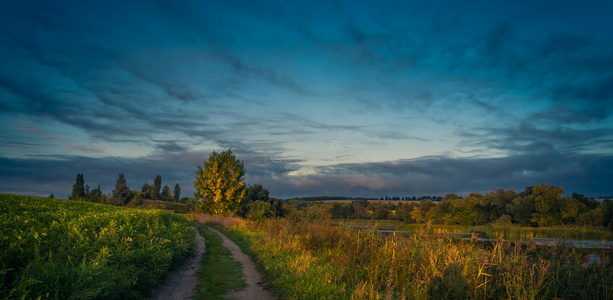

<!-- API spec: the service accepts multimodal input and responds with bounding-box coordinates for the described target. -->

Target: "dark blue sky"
[1,0,612,198]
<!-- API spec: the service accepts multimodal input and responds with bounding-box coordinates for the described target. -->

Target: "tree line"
[291,196,447,201]
[292,196,448,201]
[321,185,613,229]
[67,149,284,221]
[68,148,613,230]
[378,196,445,201]
[69,173,184,205]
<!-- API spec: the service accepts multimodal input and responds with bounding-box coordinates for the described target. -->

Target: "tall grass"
[190,213,248,229]
[388,223,613,241]
[211,216,613,299]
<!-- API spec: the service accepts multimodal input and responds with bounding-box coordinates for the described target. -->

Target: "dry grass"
[207,216,613,299]
[189,213,248,229]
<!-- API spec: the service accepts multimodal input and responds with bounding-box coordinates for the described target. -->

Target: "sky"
[1,0,612,199]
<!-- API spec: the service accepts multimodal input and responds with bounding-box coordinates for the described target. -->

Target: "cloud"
[63,144,106,154]
[0,150,210,198]
[154,141,188,154]
[249,153,613,198]
[458,122,613,155]
[1,131,612,200]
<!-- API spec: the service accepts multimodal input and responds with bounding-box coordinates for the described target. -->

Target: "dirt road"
[148,228,205,300]
[207,227,275,300]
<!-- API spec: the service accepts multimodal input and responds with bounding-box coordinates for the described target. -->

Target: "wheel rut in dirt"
[206,226,274,300]
[148,228,205,300]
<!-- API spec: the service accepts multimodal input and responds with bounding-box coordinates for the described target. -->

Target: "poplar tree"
[112,173,130,205]
[70,174,86,200]
[174,183,181,202]
[161,185,171,201]
[152,175,162,199]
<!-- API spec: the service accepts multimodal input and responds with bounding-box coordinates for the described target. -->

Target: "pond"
[339,222,613,249]
[376,228,613,249]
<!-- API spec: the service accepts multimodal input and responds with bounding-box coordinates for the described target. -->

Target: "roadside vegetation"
[204,215,613,300]
[0,194,195,299]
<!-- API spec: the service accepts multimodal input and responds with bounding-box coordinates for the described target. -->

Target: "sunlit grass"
[206,215,613,299]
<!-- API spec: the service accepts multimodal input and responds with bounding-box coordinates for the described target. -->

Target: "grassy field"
[205,215,613,300]
[0,194,196,299]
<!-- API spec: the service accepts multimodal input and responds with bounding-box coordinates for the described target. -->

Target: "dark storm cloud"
[1,147,611,200]
[155,141,189,154]
[0,149,296,198]
[0,152,208,197]
[459,123,613,155]
[251,153,613,198]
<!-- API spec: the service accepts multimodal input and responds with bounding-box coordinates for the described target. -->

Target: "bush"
[246,201,274,226]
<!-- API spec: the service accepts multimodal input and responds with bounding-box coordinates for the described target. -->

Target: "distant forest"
[67,173,187,205]
[292,195,445,201]
[292,184,613,229]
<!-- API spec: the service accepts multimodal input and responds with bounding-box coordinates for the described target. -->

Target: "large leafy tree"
[194,149,246,215]
[70,174,86,200]
[530,184,565,226]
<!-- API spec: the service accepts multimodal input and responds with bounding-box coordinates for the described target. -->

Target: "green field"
[0,194,196,299]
